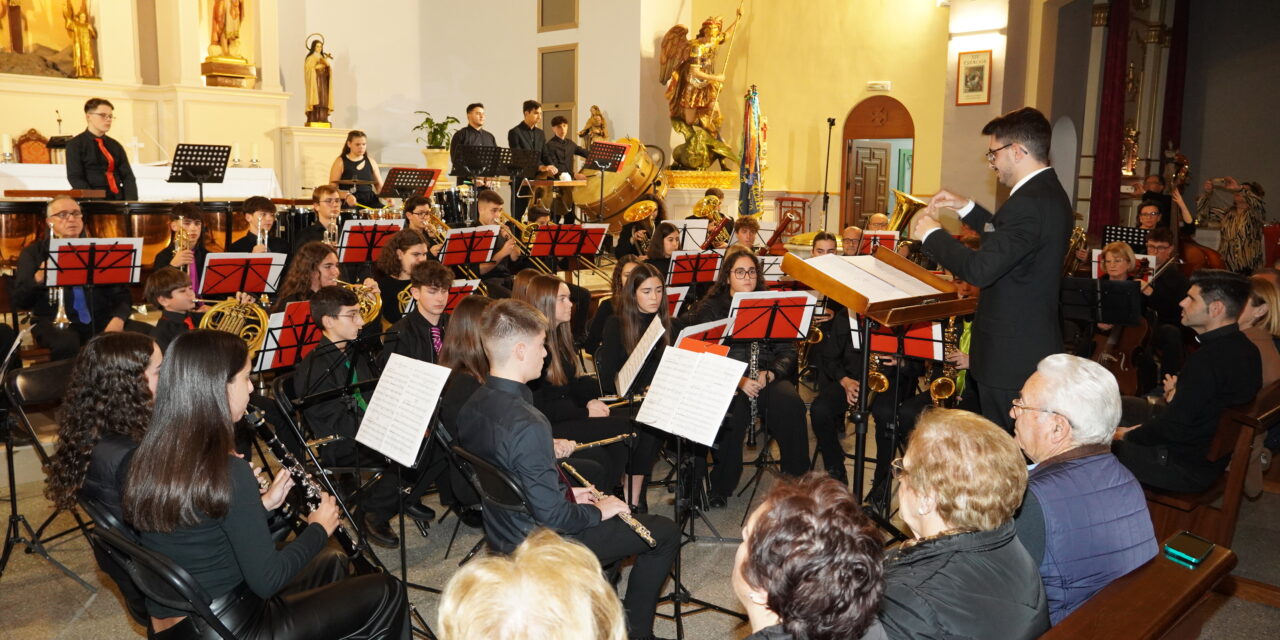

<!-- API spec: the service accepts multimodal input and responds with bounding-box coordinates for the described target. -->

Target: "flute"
[573,432,636,451]
[604,395,646,408]
[560,462,656,548]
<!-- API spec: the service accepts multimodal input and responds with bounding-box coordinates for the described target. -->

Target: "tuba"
[622,200,658,254]
[336,280,383,324]
[692,195,729,247]
[887,189,929,234]
[197,298,270,352]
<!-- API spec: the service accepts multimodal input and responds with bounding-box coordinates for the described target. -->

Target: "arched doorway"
[840,96,915,230]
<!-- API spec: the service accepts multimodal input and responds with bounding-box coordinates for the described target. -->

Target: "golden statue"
[577,105,609,149]
[304,34,334,126]
[209,0,245,60]
[658,7,743,170]
[62,0,98,79]
[1121,120,1139,177]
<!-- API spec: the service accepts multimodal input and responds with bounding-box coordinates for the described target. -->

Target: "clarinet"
[748,340,761,426]
[244,408,376,573]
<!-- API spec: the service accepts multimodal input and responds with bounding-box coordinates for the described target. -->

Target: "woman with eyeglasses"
[66,97,137,200]
[683,245,810,507]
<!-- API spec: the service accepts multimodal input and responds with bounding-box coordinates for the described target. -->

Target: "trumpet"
[322,220,339,247]
[47,221,73,329]
[196,297,270,352]
[255,212,268,248]
[560,462,656,547]
[335,279,383,324]
[174,228,197,275]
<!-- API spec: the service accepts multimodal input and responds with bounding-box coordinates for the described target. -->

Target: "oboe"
[560,462,656,547]
[573,432,636,451]
[245,408,375,572]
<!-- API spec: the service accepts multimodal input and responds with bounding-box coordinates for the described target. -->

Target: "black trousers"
[709,379,810,498]
[1112,439,1222,493]
[973,375,1018,433]
[154,548,409,640]
[572,514,679,638]
[552,416,634,490]
[33,319,153,361]
[808,383,849,480]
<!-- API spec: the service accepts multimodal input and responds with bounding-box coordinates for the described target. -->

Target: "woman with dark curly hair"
[372,229,431,325]
[45,331,161,521]
[270,241,340,313]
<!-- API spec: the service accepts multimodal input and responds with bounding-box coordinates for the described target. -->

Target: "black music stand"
[452,145,498,184]
[584,141,628,222]
[379,168,441,201]
[1104,225,1150,257]
[47,238,143,330]
[167,143,231,204]
[200,253,286,298]
[666,251,721,289]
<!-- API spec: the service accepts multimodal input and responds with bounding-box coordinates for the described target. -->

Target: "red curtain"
[1087,0,1130,236]
[1159,0,1190,158]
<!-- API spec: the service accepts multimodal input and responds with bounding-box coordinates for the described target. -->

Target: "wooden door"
[844,140,891,227]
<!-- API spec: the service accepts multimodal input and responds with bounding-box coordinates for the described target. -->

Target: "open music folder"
[635,345,746,447]
[356,353,452,468]
[614,314,666,397]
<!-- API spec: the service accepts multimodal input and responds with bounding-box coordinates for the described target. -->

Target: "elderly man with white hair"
[1011,354,1158,625]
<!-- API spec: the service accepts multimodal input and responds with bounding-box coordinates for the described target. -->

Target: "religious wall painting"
[956,50,991,106]
[0,0,98,79]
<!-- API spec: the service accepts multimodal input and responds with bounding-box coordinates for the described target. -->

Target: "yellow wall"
[690,0,951,195]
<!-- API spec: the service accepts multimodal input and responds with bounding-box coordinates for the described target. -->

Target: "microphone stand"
[821,117,835,230]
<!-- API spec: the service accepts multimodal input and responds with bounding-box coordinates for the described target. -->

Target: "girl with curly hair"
[45,331,161,520]
[270,241,340,313]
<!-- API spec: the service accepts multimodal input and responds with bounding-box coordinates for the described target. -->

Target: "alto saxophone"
[929,316,960,407]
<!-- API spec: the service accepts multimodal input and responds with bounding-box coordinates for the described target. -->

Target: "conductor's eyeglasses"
[985,143,1014,162]
[731,268,758,279]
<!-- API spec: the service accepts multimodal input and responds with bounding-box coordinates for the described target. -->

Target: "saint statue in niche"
[209,0,245,60]
[304,34,334,126]
[658,8,744,170]
[577,105,609,149]
[62,0,98,79]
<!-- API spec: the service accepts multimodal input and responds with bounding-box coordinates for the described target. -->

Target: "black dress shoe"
[363,513,400,548]
[404,502,436,523]
[458,506,484,528]
[708,494,727,509]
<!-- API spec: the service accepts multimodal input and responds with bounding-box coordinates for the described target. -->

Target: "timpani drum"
[125,202,177,268]
[0,200,44,270]
[81,200,130,241]
[200,200,245,253]
[572,137,661,231]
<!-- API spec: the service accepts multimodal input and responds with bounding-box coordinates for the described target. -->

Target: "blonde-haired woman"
[438,529,626,640]
[880,408,1049,639]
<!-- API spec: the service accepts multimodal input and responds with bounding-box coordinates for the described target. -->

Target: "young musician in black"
[380,261,452,365]
[125,330,409,639]
[435,295,495,524]
[144,266,198,352]
[65,98,137,200]
[153,202,211,293]
[271,242,339,312]
[507,100,558,220]
[371,229,432,326]
[294,286,427,547]
[583,255,641,355]
[644,221,680,279]
[328,130,384,209]
[227,196,290,254]
[684,245,811,506]
[456,299,677,640]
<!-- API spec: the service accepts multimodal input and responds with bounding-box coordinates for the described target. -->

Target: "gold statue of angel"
[659,8,742,142]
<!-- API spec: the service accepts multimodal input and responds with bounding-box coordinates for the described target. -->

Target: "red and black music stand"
[338,219,405,265]
[254,301,323,373]
[857,231,900,256]
[47,237,143,327]
[445,279,481,314]
[439,225,499,268]
[199,252,287,297]
[583,141,629,222]
[666,286,690,317]
[666,250,723,288]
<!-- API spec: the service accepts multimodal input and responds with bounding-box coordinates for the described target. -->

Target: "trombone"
[499,210,556,275]
[419,208,487,290]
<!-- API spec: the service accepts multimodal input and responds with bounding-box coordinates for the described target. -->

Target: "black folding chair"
[77,497,150,627]
[1,359,95,591]
[89,523,238,640]
[451,445,534,565]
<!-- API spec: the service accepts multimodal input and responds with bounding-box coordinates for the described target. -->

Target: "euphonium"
[692,195,729,246]
[622,200,657,254]
[197,297,270,352]
[929,316,960,407]
[336,279,382,324]
[887,189,928,233]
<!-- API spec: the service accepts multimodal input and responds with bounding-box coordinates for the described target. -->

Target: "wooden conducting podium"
[781,246,976,326]
[782,247,977,534]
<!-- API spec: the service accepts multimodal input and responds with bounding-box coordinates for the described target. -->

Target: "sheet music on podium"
[636,346,746,447]
[356,353,451,467]
[805,254,942,302]
[615,314,666,397]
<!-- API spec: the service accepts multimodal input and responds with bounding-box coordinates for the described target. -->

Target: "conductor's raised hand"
[306,492,341,536]
[928,189,970,212]
[912,213,940,240]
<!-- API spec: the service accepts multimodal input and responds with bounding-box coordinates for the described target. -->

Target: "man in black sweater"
[65,98,137,200]
[507,99,559,220]
[1114,270,1261,492]
[457,299,678,640]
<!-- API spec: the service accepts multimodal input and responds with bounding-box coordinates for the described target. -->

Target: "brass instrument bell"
[929,316,961,407]
[692,195,729,246]
[864,354,890,406]
[197,298,271,352]
[336,279,383,324]
[887,189,928,233]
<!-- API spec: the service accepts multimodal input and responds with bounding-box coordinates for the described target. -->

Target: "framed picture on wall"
[956,50,992,106]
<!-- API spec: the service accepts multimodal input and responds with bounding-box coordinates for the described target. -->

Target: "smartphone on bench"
[1164,531,1215,569]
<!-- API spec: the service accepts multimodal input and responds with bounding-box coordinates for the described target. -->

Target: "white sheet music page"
[805,254,938,302]
[356,353,451,467]
[615,314,666,397]
[845,255,941,297]
[636,346,746,447]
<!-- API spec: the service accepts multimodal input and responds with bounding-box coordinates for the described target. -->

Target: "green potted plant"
[412,111,460,174]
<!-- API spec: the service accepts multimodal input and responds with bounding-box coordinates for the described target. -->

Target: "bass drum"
[125,202,176,268]
[572,137,661,232]
[0,200,44,270]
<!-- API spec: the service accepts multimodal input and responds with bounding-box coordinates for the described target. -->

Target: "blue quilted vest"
[1029,452,1158,624]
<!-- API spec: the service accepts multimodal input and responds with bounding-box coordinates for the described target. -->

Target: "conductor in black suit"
[913,107,1072,431]
[65,98,138,200]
